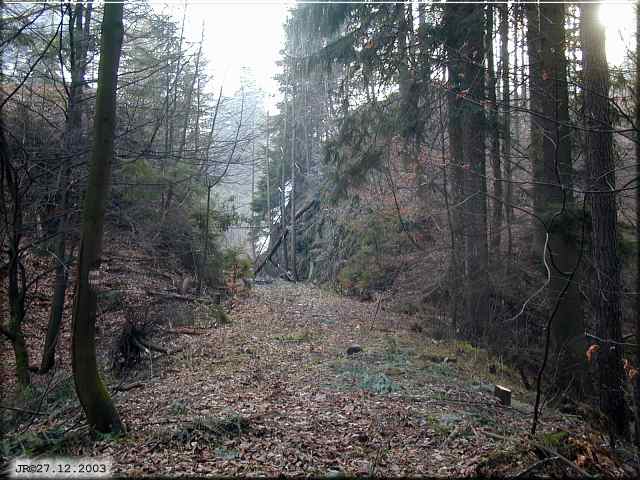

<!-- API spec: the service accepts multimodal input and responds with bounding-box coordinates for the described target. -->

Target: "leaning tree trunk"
[581,1,628,445]
[71,1,125,434]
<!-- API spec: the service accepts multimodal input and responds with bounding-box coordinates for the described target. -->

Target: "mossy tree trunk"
[71,1,125,434]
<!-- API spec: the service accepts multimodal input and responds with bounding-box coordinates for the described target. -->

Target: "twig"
[531,196,588,435]
[585,332,638,348]
[20,368,61,433]
[159,327,208,335]
[441,423,463,449]
[483,430,515,442]
[513,456,559,478]
[535,443,595,479]
[145,290,197,301]
[0,405,46,415]
[115,382,145,392]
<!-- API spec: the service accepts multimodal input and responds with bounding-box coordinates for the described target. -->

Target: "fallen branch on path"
[513,456,559,478]
[441,423,464,449]
[135,335,168,354]
[0,405,46,415]
[115,382,145,392]
[146,290,197,301]
[533,443,594,479]
[160,327,208,335]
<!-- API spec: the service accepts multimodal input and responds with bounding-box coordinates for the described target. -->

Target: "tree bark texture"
[582,0,627,442]
[71,1,125,434]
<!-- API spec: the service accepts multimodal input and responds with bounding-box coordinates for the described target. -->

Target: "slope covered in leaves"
[3,281,632,477]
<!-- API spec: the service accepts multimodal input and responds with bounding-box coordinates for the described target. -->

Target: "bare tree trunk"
[1,131,30,388]
[461,1,489,339]
[499,3,513,261]
[290,89,297,281]
[581,0,627,445]
[281,96,289,272]
[528,2,586,397]
[176,35,202,164]
[526,5,545,253]
[635,0,640,448]
[266,112,272,228]
[0,0,30,388]
[40,2,93,374]
[162,7,187,212]
[396,2,414,140]
[444,1,465,335]
[487,4,502,252]
[251,136,256,260]
[513,5,522,151]
[71,1,125,434]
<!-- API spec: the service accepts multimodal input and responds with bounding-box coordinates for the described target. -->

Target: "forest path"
[99,282,575,475]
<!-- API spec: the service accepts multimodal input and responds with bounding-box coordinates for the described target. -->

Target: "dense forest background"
[3,0,640,476]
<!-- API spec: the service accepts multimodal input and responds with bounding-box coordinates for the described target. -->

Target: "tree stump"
[494,385,511,406]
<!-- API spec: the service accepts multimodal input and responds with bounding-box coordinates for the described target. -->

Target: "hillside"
[3,1,640,477]
[3,276,633,477]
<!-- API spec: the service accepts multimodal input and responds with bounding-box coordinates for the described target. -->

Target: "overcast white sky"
[152,1,636,114]
[153,0,293,114]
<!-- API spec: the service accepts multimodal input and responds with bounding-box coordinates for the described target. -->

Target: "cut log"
[494,385,512,406]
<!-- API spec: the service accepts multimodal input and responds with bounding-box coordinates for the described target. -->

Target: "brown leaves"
[8,275,619,477]
[586,344,599,362]
[623,358,639,383]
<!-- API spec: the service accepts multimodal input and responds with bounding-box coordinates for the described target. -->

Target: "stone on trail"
[346,344,362,356]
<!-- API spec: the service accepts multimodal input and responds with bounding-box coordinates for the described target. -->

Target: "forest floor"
[3,280,637,477]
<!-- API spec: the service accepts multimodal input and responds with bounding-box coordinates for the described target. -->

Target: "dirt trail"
[5,281,604,477]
